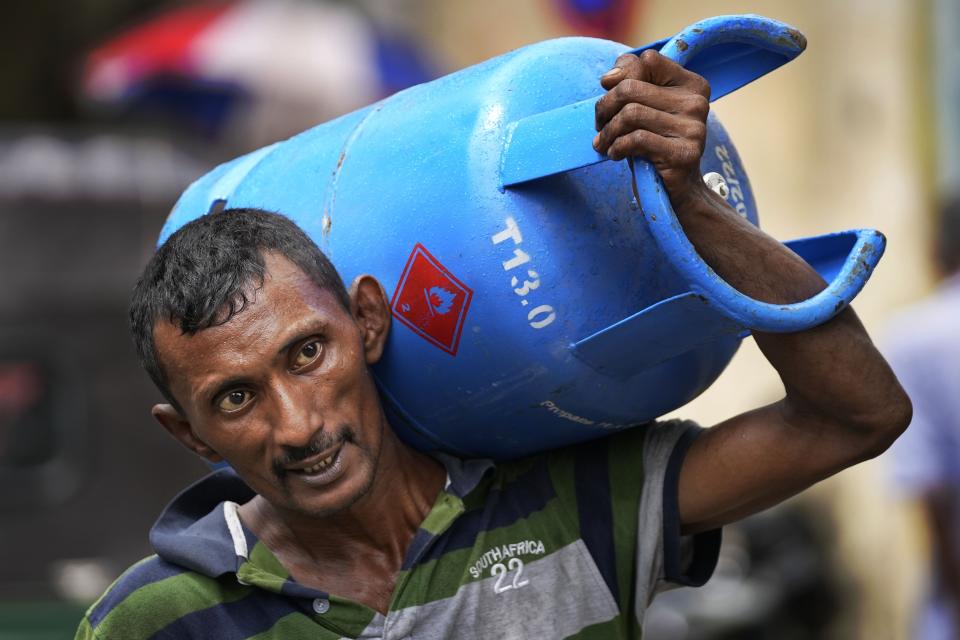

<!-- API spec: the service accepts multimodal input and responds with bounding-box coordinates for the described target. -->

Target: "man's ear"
[348,275,391,365]
[151,404,223,463]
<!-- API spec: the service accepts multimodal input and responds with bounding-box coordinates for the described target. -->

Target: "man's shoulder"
[479,419,698,504]
[510,419,696,466]
[77,554,237,639]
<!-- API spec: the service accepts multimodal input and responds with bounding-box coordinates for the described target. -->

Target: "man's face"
[152,253,391,518]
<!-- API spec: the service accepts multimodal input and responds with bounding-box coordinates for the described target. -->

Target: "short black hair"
[936,194,960,275]
[130,208,351,409]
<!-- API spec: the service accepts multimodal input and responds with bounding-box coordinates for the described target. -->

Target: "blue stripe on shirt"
[88,556,186,628]
[147,589,305,640]
[408,457,556,568]
[575,437,619,604]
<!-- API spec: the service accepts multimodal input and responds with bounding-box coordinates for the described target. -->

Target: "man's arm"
[593,50,912,535]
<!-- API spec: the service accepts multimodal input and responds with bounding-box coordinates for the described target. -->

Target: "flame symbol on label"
[425,286,456,315]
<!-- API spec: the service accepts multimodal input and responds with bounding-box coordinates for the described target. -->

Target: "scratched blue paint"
[161,15,885,459]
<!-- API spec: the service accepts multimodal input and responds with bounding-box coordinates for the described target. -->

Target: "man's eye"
[292,340,323,369]
[218,390,253,412]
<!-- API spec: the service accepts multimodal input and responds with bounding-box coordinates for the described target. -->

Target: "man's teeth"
[301,452,336,474]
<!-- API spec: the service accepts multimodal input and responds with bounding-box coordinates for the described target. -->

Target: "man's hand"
[592,50,912,536]
[592,49,712,210]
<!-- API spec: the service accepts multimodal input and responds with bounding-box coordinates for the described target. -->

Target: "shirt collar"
[150,468,255,578]
[430,452,495,498]
[149,454,495,578]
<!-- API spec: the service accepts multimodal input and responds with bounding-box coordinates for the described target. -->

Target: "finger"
[599,53,644,90]
[606,128,702,168]
[600,49,710,99]
[599,127,705,165]
[594,102,703,155]
[631,50,711,98]
[595,79,709,131]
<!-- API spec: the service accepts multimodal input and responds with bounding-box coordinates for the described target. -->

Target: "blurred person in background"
[886,195,960,640]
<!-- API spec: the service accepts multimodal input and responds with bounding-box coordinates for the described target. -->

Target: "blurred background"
[0,0,948,637]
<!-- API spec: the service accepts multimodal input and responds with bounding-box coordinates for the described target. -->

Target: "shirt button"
[312,598,330,614]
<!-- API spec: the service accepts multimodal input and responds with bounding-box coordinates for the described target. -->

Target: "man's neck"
[238,436,445,581]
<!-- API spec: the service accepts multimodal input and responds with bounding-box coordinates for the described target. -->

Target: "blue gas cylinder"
[162,15,885,458]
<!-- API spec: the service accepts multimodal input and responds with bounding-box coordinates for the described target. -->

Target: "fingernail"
[601,67,623,80]
[592,134,600,150]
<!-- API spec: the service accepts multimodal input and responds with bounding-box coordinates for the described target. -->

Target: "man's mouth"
[274,426,357,486]
[284,444,345,485]
[295,447,340,475]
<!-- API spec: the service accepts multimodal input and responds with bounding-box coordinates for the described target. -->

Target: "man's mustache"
[273,425,356,476]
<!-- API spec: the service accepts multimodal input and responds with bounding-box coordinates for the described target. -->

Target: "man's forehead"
[152,255,350,381]
[151,307,271,387]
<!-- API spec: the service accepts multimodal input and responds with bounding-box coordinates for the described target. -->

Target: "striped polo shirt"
[76,420,720,639]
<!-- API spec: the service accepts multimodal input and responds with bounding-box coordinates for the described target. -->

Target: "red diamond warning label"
[391,244,473,356]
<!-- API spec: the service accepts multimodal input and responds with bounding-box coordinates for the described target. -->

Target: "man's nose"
[270,378,325,447]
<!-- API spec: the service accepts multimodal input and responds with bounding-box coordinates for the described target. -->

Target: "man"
[886,195,960,640]
[76,51,910,639]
